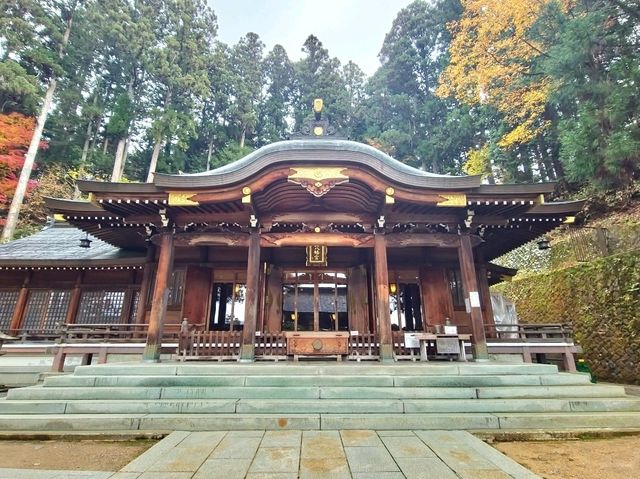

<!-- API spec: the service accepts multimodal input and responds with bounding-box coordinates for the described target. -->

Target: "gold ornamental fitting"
[313,98,324,113]
[314,226,321,233]
[385,187,395,196]
[242,186,251,195]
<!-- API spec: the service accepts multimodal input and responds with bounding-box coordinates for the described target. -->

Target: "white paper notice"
[469,291,481,308]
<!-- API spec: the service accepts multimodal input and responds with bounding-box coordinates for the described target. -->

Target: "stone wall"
[493,250,640,384]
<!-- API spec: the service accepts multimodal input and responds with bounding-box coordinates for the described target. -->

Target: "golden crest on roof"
[436,193,467,207]
[288,167,349,197]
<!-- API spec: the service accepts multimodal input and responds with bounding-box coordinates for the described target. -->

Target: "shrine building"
[0,103,584,364]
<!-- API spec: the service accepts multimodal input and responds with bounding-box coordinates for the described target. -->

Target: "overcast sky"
[208,0,415,77]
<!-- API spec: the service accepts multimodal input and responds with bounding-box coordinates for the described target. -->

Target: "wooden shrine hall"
[0,105,584,364]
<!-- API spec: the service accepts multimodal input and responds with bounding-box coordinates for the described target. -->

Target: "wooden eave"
[487,263,518,285]
[526,200,587,215]
[474,183,557,195]
[76,180,162,194]
[0,257,146,269]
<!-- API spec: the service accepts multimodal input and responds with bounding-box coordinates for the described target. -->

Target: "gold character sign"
[306,245,328,267]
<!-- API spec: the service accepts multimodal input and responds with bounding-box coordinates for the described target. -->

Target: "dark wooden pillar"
[458,234,489,360]
[143,233,174,362]
[240,230,261,361]
[135,246,156,325]
[9,271,31,333]
[478,263,497,338]
[374,231,393,361]
[64,271,84,325]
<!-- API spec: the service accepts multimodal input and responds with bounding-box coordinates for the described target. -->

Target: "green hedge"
[493,250,640,384]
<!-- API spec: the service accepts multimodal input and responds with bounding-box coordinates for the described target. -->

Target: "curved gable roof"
[153,139,482,190]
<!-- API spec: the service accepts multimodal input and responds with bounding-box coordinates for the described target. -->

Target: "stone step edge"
[2,397,640,415]
[72,363,561,377]
[0,412,639,431]
[42,374,592,387]
[9,384,625,396]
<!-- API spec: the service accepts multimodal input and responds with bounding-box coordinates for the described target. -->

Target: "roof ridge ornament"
[290,98,339,139]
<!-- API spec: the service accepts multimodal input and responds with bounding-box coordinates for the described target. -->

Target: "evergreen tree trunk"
[146,139,163,183]
[79,119,93,167]
[239,125,246,149]
[1,10,74,241]
[120,138,129,179]
[102,137,109,154]
[206,138,214,171]
[111,137,127,181]
[1,78,58,241]
[112,80,135,182]
[430,155,440,174]
[89,119,100,152]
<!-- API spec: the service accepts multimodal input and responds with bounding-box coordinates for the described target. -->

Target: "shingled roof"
[0,222,145,267]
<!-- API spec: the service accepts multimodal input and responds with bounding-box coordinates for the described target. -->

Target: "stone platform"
[0,361,639,432]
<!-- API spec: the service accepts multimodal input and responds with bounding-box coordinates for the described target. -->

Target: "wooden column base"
[472,342,489,361]
[142,344,162,362]
[239,344,255,362]
[379,344,394,362]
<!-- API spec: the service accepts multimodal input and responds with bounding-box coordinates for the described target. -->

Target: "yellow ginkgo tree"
[437,0,572,149]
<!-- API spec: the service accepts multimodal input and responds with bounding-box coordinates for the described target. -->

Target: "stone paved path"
[0,430,540,479]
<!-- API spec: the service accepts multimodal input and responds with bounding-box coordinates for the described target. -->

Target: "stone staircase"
[1,362,639,431]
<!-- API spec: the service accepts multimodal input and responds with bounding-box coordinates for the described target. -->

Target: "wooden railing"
[61,323,149,342]
[6,322,194,343]
[485,323,574,342]
[255,332,287,360]
[348,333,379,359]
[392,331,409,358]
[8,328,63,341]
[485,323,579,372]
[178,330,242,360]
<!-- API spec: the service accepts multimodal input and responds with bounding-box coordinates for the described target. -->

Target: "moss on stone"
[493,250,640,384]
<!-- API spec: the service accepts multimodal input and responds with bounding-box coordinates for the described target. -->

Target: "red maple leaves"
[0,113,46,225]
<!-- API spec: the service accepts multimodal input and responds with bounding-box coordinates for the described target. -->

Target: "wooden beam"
[164,231,479,249]
[240,230,261,361]
[124,211,251,226]
[458,234,489,360]
[262,211,375,225]
[386,213,460,224]
[162,232,250,247]
[143,233,174,361]
[374,232,393,361]
[261,232,374,248]
[384,233,481,248]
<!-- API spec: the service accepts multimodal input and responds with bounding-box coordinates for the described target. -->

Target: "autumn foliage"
[0,113,42,225]
[437,0,570,147]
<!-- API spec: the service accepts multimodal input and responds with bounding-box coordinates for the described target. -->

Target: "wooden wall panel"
[419,267,454,327]
[264,265,282,333]
[181,266,212,327]
[348,265,370,333]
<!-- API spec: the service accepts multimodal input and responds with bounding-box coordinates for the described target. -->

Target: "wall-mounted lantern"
[537,237,551,250]
[79,233,92,248]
